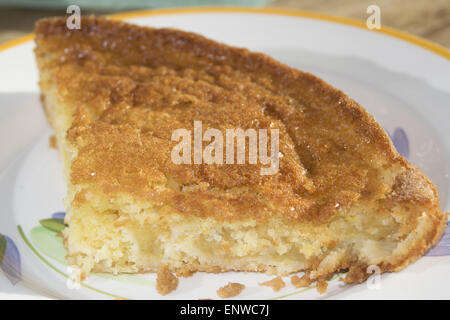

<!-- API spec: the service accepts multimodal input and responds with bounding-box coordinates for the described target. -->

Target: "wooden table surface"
[0,0,449,48]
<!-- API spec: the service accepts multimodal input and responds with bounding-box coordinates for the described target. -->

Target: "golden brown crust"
[35,17,447,283]
[35,16,406,223]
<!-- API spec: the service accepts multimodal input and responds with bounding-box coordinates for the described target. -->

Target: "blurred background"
[0,0,449,47]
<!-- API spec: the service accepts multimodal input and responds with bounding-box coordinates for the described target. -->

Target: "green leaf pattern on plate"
[39,218,67,233]
[29,223,155,288]
[30,226,67,265]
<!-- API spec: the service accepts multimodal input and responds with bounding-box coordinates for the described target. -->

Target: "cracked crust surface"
[35,17,446,284]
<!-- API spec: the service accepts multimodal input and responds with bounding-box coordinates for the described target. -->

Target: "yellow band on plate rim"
[0,7,448,60]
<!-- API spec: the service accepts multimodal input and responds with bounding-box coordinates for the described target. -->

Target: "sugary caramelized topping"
[35,17,411,224]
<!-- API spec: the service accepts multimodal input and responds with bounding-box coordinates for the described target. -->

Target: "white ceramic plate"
[0,8,449,300]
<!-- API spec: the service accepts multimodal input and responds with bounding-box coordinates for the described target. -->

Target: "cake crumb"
[316,278,328,294]
[49,135,57,149]
[259,277,285,292]
[291,272,313,288]
[217,282,245,298]
[156,265,179,295]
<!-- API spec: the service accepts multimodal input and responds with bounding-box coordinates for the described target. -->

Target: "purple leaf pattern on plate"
[0,235,5,265]
[392,128,410,158]
[426,221,450,256]
[51,212,66,220]
[0,234,22,285]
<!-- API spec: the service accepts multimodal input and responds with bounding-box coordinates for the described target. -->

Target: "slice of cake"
[34,17,446,285]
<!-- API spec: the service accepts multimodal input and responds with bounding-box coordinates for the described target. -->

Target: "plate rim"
[0,6,449,60]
